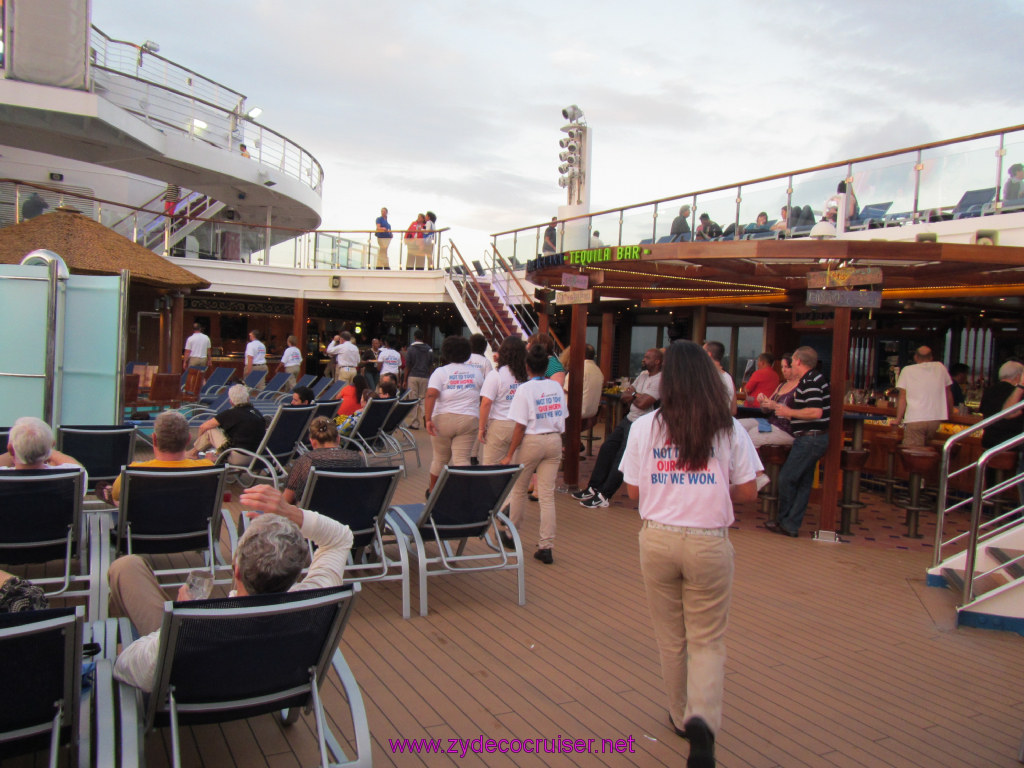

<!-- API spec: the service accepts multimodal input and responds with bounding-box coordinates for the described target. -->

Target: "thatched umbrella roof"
[0,208,210,290]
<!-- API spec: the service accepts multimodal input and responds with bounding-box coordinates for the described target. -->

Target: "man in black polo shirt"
[188,383,267,459]
[763,346,830,537]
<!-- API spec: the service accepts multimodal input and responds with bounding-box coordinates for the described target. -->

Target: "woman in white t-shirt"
[479,336,527,465]
[499,344,566,564]
[620,340,760,763]
[424,335,485,495]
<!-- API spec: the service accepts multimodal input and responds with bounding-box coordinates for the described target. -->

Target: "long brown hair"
[656,340,733,470]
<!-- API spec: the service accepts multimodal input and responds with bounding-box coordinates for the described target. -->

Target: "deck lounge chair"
[301,466,410,617]
[337,397,397,466]
[240,369,267,391]
[378,397,421,475]
[57,424,137,491]
[386,464,525,616]
[253,371,291,399]
[847,201,893,230]
[0,468,109,621]
[308,376,332,400]
[293,373,317,390]
[223,403,317,486]
[114,465,236,587]
[197,367,234,403]
[319,379,345,401]
[116,586,371,768]
[0,606,93,767]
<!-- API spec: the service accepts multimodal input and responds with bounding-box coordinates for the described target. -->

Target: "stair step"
[941,566,1009,597]
[987,547,1024,579]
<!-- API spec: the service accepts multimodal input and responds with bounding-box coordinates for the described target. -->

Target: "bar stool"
[896,447,939,539]
[839,448,870,535]
[758,443,792,523]
[873,432,901,504]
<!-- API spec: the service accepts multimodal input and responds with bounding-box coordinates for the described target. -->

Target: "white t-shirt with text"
[481,366,521,422]
[377,347,402,376]
[508,378,566,435]
[428,363,485,417]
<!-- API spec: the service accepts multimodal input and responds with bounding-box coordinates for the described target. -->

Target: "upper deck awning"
[527,239,1024,307]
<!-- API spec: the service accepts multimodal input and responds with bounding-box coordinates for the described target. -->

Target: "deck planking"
[8,427,1024,767]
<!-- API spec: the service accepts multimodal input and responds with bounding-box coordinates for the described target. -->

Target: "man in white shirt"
[895,345,953,446]
[244,330,268,389]
[183,323,212,371]
[276,335,303,389]
[575,348,663,508]
[703,340,738,416]
[376,336,402,378]
[109,484,353,692]
[564,344,604,421]
[330,331,361,384]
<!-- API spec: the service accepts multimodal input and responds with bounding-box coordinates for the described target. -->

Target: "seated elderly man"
[109,483,353,692]
[187,383,266,459]
[107,411,212,504]
[0,417,87,485]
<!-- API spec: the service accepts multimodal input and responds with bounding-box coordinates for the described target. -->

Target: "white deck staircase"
[927,403,1024,635]
[109,190,225,254]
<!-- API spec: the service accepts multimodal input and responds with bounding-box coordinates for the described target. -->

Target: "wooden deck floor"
[12,429,1024,767]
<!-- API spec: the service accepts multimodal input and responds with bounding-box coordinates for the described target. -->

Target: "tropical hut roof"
[0,207,210,290]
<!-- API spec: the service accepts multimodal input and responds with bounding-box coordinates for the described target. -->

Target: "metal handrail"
[88,27,324,193]
[935,398,1024,564]
[444,243,514,343]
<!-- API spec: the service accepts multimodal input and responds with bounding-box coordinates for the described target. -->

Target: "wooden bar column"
[692,306,707,344]
[563,303,587,487]
[293,296,307,376]
[600,311,614,381]
[818,306,851,537]
[170,293,184,373]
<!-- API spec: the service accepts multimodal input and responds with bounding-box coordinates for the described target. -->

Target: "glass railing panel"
[493,234,520,268]
[587,212,619,249]
[691,190,737,238]
[621,203,657,245]
[848,150,919,222]
[738,179,791,236]
[919,135,1001,217]
[998,129,1024,206]
[789,167,843,225]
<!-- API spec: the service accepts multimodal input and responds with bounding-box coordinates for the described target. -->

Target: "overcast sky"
[93,0,1024,255]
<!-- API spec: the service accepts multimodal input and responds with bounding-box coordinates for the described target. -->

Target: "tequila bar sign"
[806,289,882,308]
[806,266,882,309]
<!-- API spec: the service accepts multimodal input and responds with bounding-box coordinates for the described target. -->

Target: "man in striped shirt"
[763,346,830,537]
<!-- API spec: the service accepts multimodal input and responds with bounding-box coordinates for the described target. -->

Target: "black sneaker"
[571,486,596,501]
[499,530,515,549]
[533,548,553,564]
[683,717,715,768]
[580,492,609,508]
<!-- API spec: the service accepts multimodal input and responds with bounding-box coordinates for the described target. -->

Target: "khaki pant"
[405,240,426,269]
[108,555,174,636]
[640,524,733,735]
[507,432,561,550]
[902,420,940,446]
[193,428,250,465]
[336,366,357,384]
[429,412,478,475]
[480,419,516,464]
[407,376,428,427]
[375,237,392,268]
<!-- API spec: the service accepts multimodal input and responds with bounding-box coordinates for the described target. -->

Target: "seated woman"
[770,205,789,231]
[334,374,370,418]
[737,354,798,447]
[282,416,364,504]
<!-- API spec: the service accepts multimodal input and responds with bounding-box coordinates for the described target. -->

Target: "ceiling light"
[190,118,208,130]
[245,106,263,120]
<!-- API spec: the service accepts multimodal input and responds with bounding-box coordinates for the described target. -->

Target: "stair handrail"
[444,242,515,342]
[490,245,541,339]
[108,188,168,233]
[935,399,1024,566]
[958,431,1024,605]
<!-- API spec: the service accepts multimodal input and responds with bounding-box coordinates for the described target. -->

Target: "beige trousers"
[507,432,561,550]
[429,412,478,475]
[639,525,734,735]
[480,419,516,464]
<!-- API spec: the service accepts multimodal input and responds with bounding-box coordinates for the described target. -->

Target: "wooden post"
[818,306,851,536]
[600,311,614,381]
[170,293,184,373]
[692,306,707,344]
[563,303,587,487]
[293,296,307,375]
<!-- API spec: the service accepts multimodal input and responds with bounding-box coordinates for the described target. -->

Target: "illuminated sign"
[565,244,646,266]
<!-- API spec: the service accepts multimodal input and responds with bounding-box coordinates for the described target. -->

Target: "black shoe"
[683,717,715,768]
[499,530,515,549]
[470,456,480,465]
[533,548,553,564]
[571,486,596,501]
[781,528,799,538]
[425,487,431,500]
[764,520,779,531]
[528,493,539,502]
